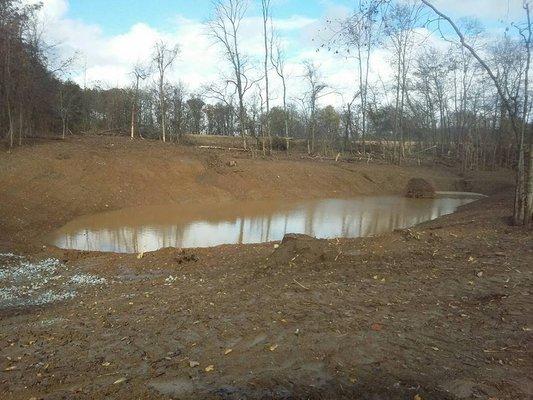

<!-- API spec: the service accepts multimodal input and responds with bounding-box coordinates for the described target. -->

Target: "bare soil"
[405,178,436,198]
[0,136,531,400]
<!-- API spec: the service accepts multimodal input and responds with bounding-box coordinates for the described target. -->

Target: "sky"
[33,0,526,107]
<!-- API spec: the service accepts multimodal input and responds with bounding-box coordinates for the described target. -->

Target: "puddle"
[48,192,485,254]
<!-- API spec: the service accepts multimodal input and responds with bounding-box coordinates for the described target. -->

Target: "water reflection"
[49,193,484,253]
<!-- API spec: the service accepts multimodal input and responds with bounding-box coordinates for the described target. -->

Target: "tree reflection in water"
[50,193,484,253]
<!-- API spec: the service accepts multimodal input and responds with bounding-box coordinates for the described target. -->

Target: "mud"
[0,137,530,400]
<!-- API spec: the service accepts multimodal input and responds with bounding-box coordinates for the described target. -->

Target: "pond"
[48,192,485,253]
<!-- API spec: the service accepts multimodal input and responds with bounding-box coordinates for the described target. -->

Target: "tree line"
[1,0,532,225]
[0,0,64,147]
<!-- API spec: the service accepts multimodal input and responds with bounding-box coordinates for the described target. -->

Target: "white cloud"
[429,0,525,22]
[31,0,506,109]
[34,0,68,20]
[32,1,329,100]
[275,15,316,31]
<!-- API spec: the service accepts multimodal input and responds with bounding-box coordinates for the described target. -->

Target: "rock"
[405,178,436,198]
[227,160,237,167]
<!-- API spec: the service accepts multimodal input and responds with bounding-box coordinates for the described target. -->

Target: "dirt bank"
[0,136,530,400]
[0,136,512,251]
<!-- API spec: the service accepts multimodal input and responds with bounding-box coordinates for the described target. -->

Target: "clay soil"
[0,136,531,400]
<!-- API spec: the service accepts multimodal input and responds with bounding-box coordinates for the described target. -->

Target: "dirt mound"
[405,178,436,198]
[138,248,199,266]
[268,233,335,266]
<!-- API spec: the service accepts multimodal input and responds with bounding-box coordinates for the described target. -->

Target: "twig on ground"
[293,279,309,290]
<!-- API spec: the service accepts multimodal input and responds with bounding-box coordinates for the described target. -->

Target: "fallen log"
[197,145,247,152]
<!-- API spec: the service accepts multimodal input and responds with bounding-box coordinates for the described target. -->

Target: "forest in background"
[0,0,532,225]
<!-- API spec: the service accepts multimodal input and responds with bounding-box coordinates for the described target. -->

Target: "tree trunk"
[281,76,289,151]
[160,80,166,143]
[131,77,139,140]
[394,54,401,164]
[310,101,316,154]
[131,105,136,139]
[262,0,271,153]
[526,139,533,226]
[18,107,23,146]
[7,98,14,149]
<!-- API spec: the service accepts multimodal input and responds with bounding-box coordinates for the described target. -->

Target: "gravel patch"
[0,253,107,309]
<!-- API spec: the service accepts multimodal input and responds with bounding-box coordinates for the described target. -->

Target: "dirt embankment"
[0,136,512,251]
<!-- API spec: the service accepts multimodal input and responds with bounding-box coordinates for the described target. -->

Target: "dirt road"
[0,137,530,399]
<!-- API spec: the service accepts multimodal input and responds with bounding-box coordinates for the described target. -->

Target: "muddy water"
[49,192,484,253]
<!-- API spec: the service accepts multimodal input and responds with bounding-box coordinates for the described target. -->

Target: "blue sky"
[66,0,340,36]
[64,0,522,36]
[68,0,214,35]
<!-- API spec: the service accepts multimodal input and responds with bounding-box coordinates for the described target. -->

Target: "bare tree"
[261,0,272,151]
[152,41,179,143]
[342,91,360,152]
[130,63,149,140]
[207,0,258,149]
[203,80,239,133]
[517,1,533,225]
[385,0,422,163]
[170,83,187,141]
[1,0,63,148]
[301,60,328,154]
[270,32,289,143]
[422,0,532,226]
[58,82,79,139]
[339,0,386,154]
